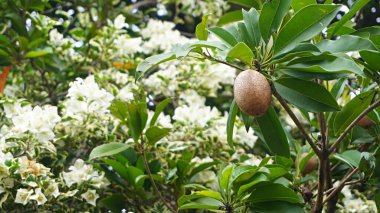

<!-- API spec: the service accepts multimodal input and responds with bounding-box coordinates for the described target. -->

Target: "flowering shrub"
[0,0,380,212]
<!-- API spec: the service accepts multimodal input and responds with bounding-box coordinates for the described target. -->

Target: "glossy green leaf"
[127,101,148,142]
[237,173,268,196]
[228,0,260,8]
[275,78,340,112]
[195,191,223,202]
[232,165,259,183]
[89,143,129,160]
[190,161,219,177]
[360,50,380,71]
[25,48,52,58]
[150,98,171,127]
[250,201,304,213]
[250,183,303,204]
[328,0,370,38]
[179,197,222,210]
[102,158,129,180]
[145,126,170,146]
[283,54,363,77]
[217,10,243,26]
[256,106,290,157]
[227,100,239,148]
[227,42,254,65]
[243,8,261,48]
[291,0,316,12]
[99,194,127,213]
[208,27,238,47]
[333,91,375,134]
[333,150,361,168]
[110,100,128,122]
[259,0,291,42]
[190,40,228,50]
[316,35,378,53]
[196,15,209,40]
[274,4,340,55]
[136,53,176,80]
[219,165,234,197]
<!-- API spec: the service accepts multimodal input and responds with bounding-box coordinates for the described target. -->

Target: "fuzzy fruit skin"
[233,70,271,117]
[357,115,374,129]
[295,153,318,175]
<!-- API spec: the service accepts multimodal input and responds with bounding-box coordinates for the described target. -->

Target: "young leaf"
[256,106,290,158]
[219,165,234,197]
[89,143,129,160]
[291,0,316,12]
[196,15,209,40]
[227,100,239,148]
[259,0,291,42]
[150,98,171,127]
[274,4,340,55]
[145,126,170,146]
[179,198,223,210]
[328,0,370,38]
[333,91,375,135]
[109,100,129,122]
[227,42,254,65]
[208,27,238,47]
[243,8,261,48]
[275,78,340,112]
[127,101,148,142]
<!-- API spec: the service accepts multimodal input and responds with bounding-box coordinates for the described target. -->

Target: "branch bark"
[323,168,359,204]
[329,99,380,153]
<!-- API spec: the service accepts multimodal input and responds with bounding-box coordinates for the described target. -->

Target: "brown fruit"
[295,153,318,175]
[357,115,374,129]
[233,70,271,117]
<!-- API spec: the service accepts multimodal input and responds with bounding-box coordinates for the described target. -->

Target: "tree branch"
[273,89,321,156]
[203,53,245,71]
[328,99,380,153]
[323,168,359,204]
[140,136,178,212]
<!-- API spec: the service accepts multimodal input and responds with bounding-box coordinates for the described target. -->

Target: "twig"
[329,99,380,153]
[273,89,321,156]
[203,53,245,71]
[324,179,362,196]
[323,168,359,204]
[140,136,178,212]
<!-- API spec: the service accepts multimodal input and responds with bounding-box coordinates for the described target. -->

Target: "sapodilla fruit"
[233,70,271,116]
[295,153,318,175]
[357,115,374,129]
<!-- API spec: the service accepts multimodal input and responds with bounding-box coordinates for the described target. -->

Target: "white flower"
[81,189,99,206]
[113,15,128,29]
[147,111,173,129]
[14,188,33,205]
[114,36,142,56]
[179,90,206,106]
[234,126,258,148]
[45,182,60,198]
[173,105,219,128]
[30,188,47,205]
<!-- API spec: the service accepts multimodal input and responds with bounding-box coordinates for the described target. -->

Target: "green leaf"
[274,4,340,55]
[333,150,361,168]
[219,165,234,197]
[274,78,340,112]
[150,98,171,127]
[328,0,370,38]
[127,101,148,142]
[179,198,223,210]
[227,100,239,148]
[283,54,364,78]
[102,159,129,180]
[291,0,316,12]
[190,40,228,50]
[237,173,268,196]
[250,201,304,213]
[217,10,243,26]
[89,143,129,160]
[228,0,260,8]
[208,27,238,47]
[242,8,261,48]
[250,183,303,204]
[99,194,127,213]
[25,47,52,58]
[136,53,176,80]
[333,91,375,134]
[109,100,129,122]
[145,126,170,146]
[190,161,219,177]
[232,165,259,183]
[259,0,291,42]
[316,35,378,53]
[360,50,380,71]
[227,42,254,65]
[195,191,223,202]
[196,15,209,40]
[256,106,290,157]
[375,194,380,212]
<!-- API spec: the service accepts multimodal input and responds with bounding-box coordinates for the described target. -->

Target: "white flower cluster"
[140,19,190,53]
[339,186,377,213]
[1,101,61,155]
[49,29,84,62]
[62,159,109,206]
